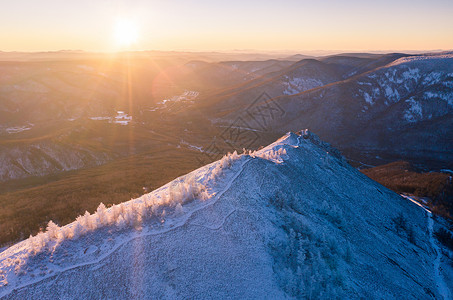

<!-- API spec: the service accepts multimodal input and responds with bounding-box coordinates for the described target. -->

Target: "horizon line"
[1,48,452,55]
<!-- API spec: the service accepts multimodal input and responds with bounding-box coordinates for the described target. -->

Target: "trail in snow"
[188,208,239,231]
[0,158,252,298]
[427,211,451,300]
[400,194,430,212]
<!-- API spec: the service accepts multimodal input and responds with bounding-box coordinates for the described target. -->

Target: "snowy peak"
[1,131,451,299]
[386,52,453,67]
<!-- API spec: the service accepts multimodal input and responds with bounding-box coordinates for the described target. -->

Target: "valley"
[1,51,452,248]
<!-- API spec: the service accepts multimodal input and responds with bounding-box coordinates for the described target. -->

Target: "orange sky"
[1,0,452,52]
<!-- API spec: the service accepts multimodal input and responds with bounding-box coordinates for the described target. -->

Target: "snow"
[428,212,452,300]
[114,120,129,125]
[422,72,442,85]
[400,194,429,212]
[179,140,204,152]
[0,131,451,298]
[401,68,421,82]
[354,55,452,124]
[401,194,452,299]
[403,98,423,123]
[0,151,263,298]
[363,92,373,105]
[5,124,33,134]
[384,85,399,100]
[424,91,453,106]
[387,53,453,67]
[358,86,380,107]
[146,91,199,113]
[358,54,452,114]
[282,76,324,95]
[90,111,132,125]
[0,150,250,270]
[112,111,132,125]
[442,81,453,88]
[158,91,199,105]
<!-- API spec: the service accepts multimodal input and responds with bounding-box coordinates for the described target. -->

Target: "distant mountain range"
[192,52,453,169]
[0,51,451,183]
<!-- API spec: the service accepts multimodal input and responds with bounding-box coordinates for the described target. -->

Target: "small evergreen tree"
[46,221,60,240]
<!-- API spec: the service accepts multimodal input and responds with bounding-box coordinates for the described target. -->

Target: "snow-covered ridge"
[1,131,450,299]
[10,144,289,255]
[0,134,294,293]
[387,52,453,67]
[282,76,324,95]
[355,52,453,124]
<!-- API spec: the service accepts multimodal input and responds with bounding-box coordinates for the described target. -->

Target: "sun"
[114,19,139,47]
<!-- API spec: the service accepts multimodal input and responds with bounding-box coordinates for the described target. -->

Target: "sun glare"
[114,19,139,47]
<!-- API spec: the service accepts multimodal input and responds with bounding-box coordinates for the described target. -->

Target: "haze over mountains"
[1,51,451,184]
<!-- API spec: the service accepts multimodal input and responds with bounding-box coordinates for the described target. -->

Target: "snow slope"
[258,52,453,168]
[0,131,451,299]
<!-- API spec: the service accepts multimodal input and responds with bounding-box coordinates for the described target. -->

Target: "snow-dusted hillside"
[355,52,453,123]
[1,131,451,299]
[206,59,343,116]
[249,52,453,168]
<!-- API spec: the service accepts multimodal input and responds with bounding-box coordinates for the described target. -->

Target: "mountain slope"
[0,131,451,298]
[193,53,409,114]
[279,53,453,168]
[193,59,344,114]
[204,52,453,169]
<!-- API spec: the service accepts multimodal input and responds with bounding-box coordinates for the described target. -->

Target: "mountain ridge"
[1,130,451,299]
[200,52,452,169]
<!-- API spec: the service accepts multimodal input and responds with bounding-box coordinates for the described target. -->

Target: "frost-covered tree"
[71,221,85,239]
[175,203,184,215]
[96,203,108,226]
[46,221,60,240]
[116,215,126,229]
[21,152,216,258]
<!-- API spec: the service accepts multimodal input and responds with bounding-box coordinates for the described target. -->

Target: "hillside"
[0,54,293,183]
[193,53,409,113]
[1,131,451,298]
[3,52,450,185]
[0,147,202,246]
[199,52,453,169]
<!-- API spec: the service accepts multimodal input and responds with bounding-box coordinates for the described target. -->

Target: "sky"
[1,0,452,53]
